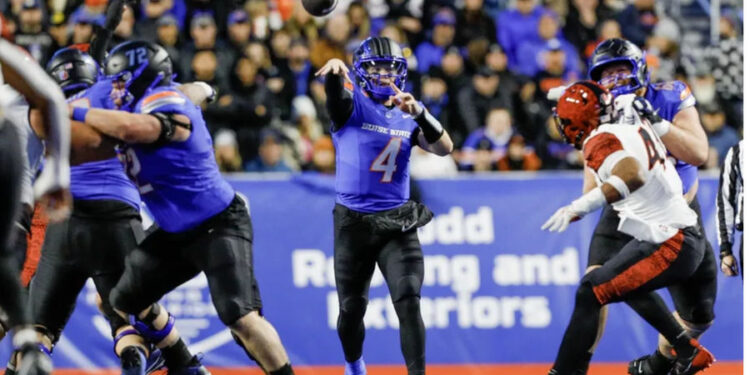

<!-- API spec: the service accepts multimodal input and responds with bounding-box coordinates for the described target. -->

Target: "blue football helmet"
[46,47,100,97]
[352,37,407,101]
[103,40,173,109]
[587,38,649,96]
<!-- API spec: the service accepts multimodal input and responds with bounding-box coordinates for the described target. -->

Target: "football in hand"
[301,0,338,17]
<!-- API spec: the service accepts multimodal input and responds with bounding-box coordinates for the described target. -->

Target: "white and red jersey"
[582,121,697,243]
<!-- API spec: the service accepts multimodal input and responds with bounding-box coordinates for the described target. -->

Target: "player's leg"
[0,121,50,375]
[551,228,709,375]
[9,205,33,272]
[87,207,163,375]
[192,198,294,375]
[377,230,425,375]
[581,206,633,371]
[28,216,89,352]
[109,231,205,375]
[333,205,378,374]
[628,200,719,375]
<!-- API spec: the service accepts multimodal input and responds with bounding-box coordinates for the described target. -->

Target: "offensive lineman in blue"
[23,45,215,375]
[575,38,716,375]
[315,37,453,375]
[72,40,295,375]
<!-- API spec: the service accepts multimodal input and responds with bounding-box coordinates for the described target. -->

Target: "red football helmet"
[554,81,614,149]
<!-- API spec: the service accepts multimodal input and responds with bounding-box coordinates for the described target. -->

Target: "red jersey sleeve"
[584,133,624,172]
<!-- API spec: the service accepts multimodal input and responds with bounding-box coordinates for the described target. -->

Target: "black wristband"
[719,243,734,258]
[414,108,444,144]
[151,113,176,146]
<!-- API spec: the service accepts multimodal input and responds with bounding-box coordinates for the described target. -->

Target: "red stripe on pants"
[592,230,685,304]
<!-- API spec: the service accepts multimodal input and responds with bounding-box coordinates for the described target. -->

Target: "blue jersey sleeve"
[67,79,116,109]
[650,80,696,116]
[136,87,190,116]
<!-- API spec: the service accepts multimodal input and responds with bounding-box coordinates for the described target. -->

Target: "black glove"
[104,0,127,31]
[632,96,663,124]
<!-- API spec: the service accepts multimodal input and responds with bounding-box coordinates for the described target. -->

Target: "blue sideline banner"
[0,174,741,368]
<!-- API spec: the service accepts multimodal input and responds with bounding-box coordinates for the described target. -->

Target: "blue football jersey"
[68,78,141,209]
[332,85,420,213]
[644,81,697,194]
[122,86,234,233]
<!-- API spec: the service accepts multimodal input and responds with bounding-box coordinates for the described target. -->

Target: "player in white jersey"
[0,85,45,274]
[542,82,714,375]
[0,37,71,375]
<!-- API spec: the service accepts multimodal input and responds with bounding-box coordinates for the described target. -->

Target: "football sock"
[269,363,294,375]
[161,339,193,370]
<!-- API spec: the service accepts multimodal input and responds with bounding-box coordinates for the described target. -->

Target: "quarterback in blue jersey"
[578,38,716,375]
[73,40,295,375]
[315,36,453,375]
[22,46,214,375]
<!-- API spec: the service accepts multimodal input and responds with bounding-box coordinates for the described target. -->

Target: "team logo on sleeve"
[679,86,691,101]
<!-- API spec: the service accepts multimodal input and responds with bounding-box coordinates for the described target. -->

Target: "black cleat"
[15,344,52,375]
[669,339,716,375]
[629,351,673,375]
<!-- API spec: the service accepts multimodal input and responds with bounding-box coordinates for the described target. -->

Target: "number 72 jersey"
[582,122,697,242]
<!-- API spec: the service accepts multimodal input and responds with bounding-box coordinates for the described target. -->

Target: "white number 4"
[370,138,402,183]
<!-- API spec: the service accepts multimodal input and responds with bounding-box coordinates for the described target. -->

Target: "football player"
[543,81,714,375]
[315,36,452,375]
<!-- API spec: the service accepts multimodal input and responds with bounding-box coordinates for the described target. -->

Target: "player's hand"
[315,59,352,84]
[104,0,127,30]
[720,254,740,277]
[541,206,581,233]
[389,83,423,116]
[38,188,72,223]
[632,96,662,123]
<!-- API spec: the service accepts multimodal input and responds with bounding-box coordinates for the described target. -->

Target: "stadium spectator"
[496,0,547,71]
[16,0,53,63]
[288,38,314,97]
[616,0,657,47]
[465,137,497,171]
[208,56,274,161]
[385,0,422,48]
[701,102,740,170]
[645,17,681,83]
[70,8,104,45]
[459,106,514,169]
[455,0,496,49]
[415,8,456,74]
[583,18,622,59]
[310,14,350,69]
[245,0,277,41]
[515,12,580,78]
[48,16,70,51]
[456,67,514,141]
[246,40,295,121]
[311,136,335,174]
[308,76,332,130]
[289,95,323,169]
[190,50,223,91]
[155,14,182,65]
[707,12,743,130]
[226,9,252,52]
[498,134,542,171]
[180,12,233,82]
[420,68,450,126]
[245,129,294,172]
[135,0,184,43]
[270,28,292,63]
[283,1,319,44]
[563,0,616,57]
[214,129,244,172]
[347,2,371,41]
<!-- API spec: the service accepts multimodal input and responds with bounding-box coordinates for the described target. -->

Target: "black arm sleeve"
[90,0,126,64]
[324,73,354,131]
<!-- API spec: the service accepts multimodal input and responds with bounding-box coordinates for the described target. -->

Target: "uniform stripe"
[142,91,181,105]
[141,96,186,114]
[592,230,685,304]
[716,142,743,249]
[583,133,624,171]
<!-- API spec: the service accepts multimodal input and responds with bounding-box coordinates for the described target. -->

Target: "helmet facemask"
[354,56,407,101]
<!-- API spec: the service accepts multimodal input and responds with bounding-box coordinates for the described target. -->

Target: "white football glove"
[541,206,581,232]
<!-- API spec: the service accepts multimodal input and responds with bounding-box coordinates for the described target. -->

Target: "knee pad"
[129,305,175,344]
[339,296,368,317]
[392,275,421,303]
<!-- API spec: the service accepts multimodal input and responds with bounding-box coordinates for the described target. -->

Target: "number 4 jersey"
[582,120,697,243]
[332,84,420,213]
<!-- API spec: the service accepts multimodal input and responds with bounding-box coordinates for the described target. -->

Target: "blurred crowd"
[3,0,743,174]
